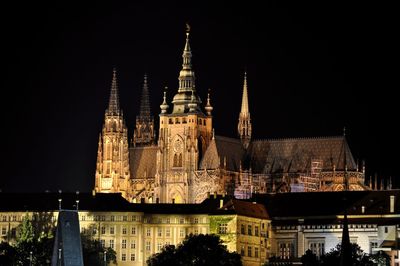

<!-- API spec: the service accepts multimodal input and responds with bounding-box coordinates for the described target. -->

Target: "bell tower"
[155,25,213,203]
[95,69,131,199]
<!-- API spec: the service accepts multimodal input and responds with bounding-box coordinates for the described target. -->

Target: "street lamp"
[104,250,107,266]
[29,251,33,266]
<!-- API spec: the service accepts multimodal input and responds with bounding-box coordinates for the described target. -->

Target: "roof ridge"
[251,135,343,142]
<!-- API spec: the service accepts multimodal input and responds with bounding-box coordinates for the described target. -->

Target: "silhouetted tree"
[300,249,320,266]
[147,234,242,266]
[81,224,117,266]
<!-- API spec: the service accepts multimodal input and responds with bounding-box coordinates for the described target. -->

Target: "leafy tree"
[147,234,242,266]
[81,224,117,266]
[320,243,384,266]
[300,249,319,266]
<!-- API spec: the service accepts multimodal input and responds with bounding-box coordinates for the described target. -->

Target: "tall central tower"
[95,69,131,199]
[154,26,213,203]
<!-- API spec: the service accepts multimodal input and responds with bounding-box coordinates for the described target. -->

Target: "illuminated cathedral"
[94,27,368,203]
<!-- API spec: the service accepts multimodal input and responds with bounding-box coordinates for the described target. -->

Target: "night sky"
[2,2,398,192]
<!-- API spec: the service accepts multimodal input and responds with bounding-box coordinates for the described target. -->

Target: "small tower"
[238,72,252,149]
[133,74,155,146]
[94,69,131,199]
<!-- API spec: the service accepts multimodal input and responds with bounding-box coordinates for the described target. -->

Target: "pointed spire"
[177,23,195,93]
[106,68,121,116]
[188,90,197,112]
[139,73,151,118]
[240,72,250,116]
[238,71,252,149]
[205,89,213,116]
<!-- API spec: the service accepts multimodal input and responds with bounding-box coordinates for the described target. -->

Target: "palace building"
[94,27,369,204]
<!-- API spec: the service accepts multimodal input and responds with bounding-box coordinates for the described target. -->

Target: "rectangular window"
[166,228,171,237]
[1,227,6,235]
[130,253,135,261]
[247,246,252,257]
[309,241,325,258]
[384,227,388,233]
[166,218,170,224]
[121,253,126,261]
[240,246,245,256]
[101,226,106,234]
[110,215,115,221]
[255,247,259,258]
[194,218,199,224]
[158,228,162,237]
[157,242,163,251]
[179,218,184,224]
[241,224,245,234]
[146,228,151,237]
[146,241,151,251]
[131,226,136,235]
[179,228,185,237]
[100,239,105,248]
[248,225,252,235]
[255,226,259,236]
[109,239,114,249]
[279,242,293,259]
[218,223,228,234]
[131,240,136,249]
[123,216,127,222]
[110,226,114,235]
[122,239,127,249]
[122,227,127,235]
[370,241,378,254]
[194,228,199,235]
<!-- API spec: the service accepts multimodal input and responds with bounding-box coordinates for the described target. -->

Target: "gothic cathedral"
[94,27,368,203]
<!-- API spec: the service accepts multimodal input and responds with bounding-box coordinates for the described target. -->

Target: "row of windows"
[240,245,260,258]
[240,224,260,236]
[166,117,207,125]
[80,215,141,222]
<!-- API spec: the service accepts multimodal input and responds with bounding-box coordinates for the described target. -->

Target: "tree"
[147,234,242,266]
[81,225,117,266]
[320,243,378,266]
[14,213,54,265]
[0,241,17,266]
[301,249,319,266]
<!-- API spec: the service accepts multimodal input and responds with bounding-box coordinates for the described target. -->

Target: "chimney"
[219,199,224,208]
[390,195,395,213]
[172,198,175,204]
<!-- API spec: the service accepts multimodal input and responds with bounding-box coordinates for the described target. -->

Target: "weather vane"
[186,23,191,33]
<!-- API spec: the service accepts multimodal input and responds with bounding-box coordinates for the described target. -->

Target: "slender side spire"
[133,74,155,146]
[340,127,352,266]
[205,89,213,116]
[106,68,121,116]
[160,87,169,114]
[139,74,151,118]
[238,72,252,149]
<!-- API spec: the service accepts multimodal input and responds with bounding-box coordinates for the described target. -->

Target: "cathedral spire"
[106,68,121,116]
[238,72,252,149]
[171,24,201,114]
[139,74,151,118]
[133,73,155,146]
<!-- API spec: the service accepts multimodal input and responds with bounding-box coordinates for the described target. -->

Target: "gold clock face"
[173,139,183,152]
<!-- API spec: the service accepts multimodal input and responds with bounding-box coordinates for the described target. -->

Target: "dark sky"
[2,2,398,192]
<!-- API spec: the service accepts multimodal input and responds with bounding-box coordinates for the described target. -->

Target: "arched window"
[178,153,183,167]
[173,154,178,167]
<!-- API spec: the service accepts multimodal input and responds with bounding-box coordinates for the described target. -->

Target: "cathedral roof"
[248,136,356,174]
[200,135,246,171]
[129,146,158,179]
